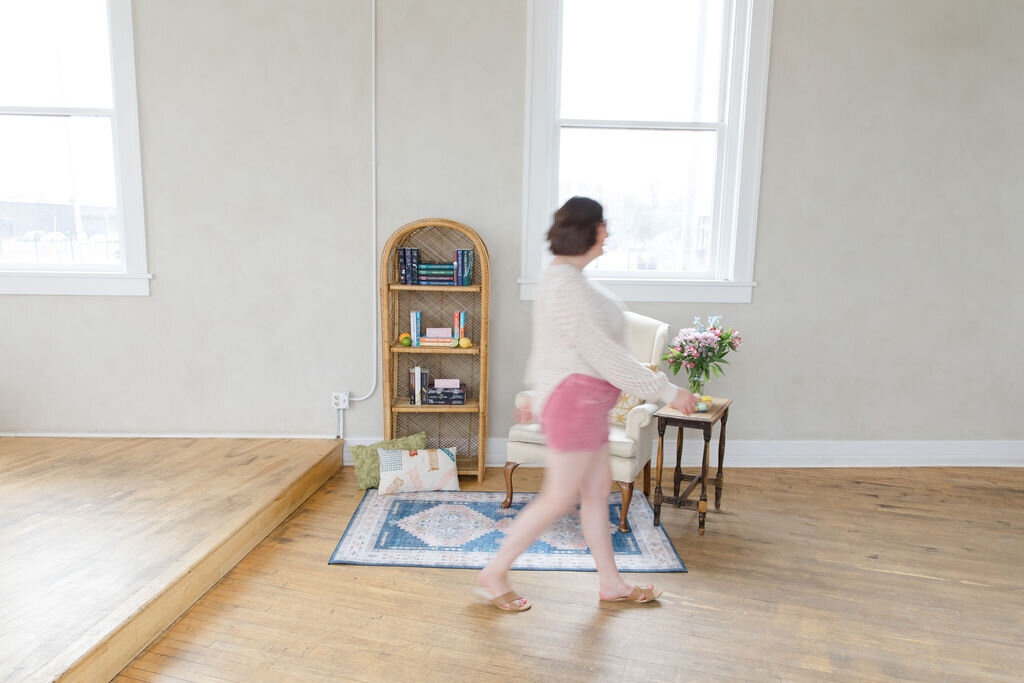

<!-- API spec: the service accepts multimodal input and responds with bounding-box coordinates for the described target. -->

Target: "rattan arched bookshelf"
[380,219,490,481]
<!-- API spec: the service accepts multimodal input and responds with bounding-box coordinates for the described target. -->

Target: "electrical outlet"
[332,392,350,409]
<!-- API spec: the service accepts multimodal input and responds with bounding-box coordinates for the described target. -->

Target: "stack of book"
[426,384,467,405]
[453,249,474,286]
[408,366,429,405]
[417,261,456,285]
[396,247,475,286]
[398,247,419,284]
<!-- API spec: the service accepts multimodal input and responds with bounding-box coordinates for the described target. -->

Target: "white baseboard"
[342,437,1024,468]
[3,433,1022,468]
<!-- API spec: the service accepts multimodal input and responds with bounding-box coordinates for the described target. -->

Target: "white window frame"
[0,0,150,296]
[520,0,772,303]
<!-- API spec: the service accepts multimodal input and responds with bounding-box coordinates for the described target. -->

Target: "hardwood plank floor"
[0,437,341,683]
[115,465,1024,682]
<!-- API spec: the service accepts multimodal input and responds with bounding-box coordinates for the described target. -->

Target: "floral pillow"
[378,447,460,494]
[608,363,659,426]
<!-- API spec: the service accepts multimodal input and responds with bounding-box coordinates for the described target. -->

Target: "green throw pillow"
[352,432,428,489]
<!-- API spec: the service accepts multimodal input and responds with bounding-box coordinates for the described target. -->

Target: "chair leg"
[615,481,634,533]
[501,461,520,508]
[642,460,651,498]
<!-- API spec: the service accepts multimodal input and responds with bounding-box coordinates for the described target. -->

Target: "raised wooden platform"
[0,437,342,682]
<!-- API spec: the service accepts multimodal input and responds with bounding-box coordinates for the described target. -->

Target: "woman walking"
[478,196,698,612]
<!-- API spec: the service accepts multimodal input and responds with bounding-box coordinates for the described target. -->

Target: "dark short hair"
[546,196,604,256]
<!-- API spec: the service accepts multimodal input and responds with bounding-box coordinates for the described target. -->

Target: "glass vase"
[687,377,704,395]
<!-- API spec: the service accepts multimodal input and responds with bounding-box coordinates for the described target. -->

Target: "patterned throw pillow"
[608,363,659,426]
[352,432,427,490]
[377,447,460,494]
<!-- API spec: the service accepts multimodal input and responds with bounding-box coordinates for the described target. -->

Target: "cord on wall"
[336,0,379,439]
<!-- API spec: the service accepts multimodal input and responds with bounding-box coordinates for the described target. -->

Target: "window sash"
[0,0,149,295]
[521,0,771,303]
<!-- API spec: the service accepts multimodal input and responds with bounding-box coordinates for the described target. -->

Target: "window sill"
[519,278,754,303]
[0,271,152,296]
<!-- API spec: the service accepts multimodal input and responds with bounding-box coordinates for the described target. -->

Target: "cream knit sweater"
[525,263,678,416]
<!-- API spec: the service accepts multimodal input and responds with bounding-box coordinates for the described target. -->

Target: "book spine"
[417,263,455,271]
[410,248,419,284]
[416,311,421,345]
[418,336,456,344]
[454,310,460,337]
[414,365,422,405]
[454,250,462,286]
[398,248,407,284]
[466,249,473,285]
[459,310,466,339]
[410,311,421,346]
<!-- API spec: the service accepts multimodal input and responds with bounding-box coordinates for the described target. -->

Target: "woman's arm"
[566,282,678,405]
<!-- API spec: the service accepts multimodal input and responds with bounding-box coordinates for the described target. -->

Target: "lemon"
[398,333,411,342]
[459,337,473,348]
[701,395,712,403]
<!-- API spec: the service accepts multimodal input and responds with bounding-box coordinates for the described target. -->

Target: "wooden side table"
[653,398,732,535]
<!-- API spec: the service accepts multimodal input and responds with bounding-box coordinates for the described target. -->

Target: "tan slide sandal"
[474,587,531,612]
[600,584,662,604]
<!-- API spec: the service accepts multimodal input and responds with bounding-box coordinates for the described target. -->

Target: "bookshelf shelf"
[389,284,482,293]
[389,344,479,355]
[380,219,490,481]
[391,398,481,414]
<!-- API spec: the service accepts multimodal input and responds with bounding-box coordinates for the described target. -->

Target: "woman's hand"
[670,387,699,415]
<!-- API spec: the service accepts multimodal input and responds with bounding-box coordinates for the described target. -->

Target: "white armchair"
[503,311,671,533]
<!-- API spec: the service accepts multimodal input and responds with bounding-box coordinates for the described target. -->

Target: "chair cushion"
[508,423,637,460]
[608,363,658,426]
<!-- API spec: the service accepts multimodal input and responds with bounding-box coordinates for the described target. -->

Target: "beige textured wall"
[1,0,1022,442]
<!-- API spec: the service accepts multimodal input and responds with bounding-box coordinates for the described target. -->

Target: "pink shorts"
[540,373,621,452]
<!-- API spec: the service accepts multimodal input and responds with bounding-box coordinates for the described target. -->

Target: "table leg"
[715,409,728,509]
[653,418,665,526]
[699,424,710,536]
[673,425,684,497]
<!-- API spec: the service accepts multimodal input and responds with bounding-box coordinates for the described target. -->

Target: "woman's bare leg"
[479,450,589,608]
[578,446,656,601]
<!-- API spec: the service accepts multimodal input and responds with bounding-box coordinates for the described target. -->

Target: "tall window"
[0,0,149,295]
[521,0,772,302]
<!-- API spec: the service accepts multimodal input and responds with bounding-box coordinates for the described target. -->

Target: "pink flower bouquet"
[663,316,742,396]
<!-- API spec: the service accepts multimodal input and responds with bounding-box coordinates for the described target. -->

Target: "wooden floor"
[115,465,1024,682]
[0,437,342,683]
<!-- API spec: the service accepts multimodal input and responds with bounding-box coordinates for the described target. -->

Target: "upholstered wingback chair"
[503,311,671,533]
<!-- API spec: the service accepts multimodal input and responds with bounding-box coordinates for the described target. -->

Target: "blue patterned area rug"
[329,490,685,572]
